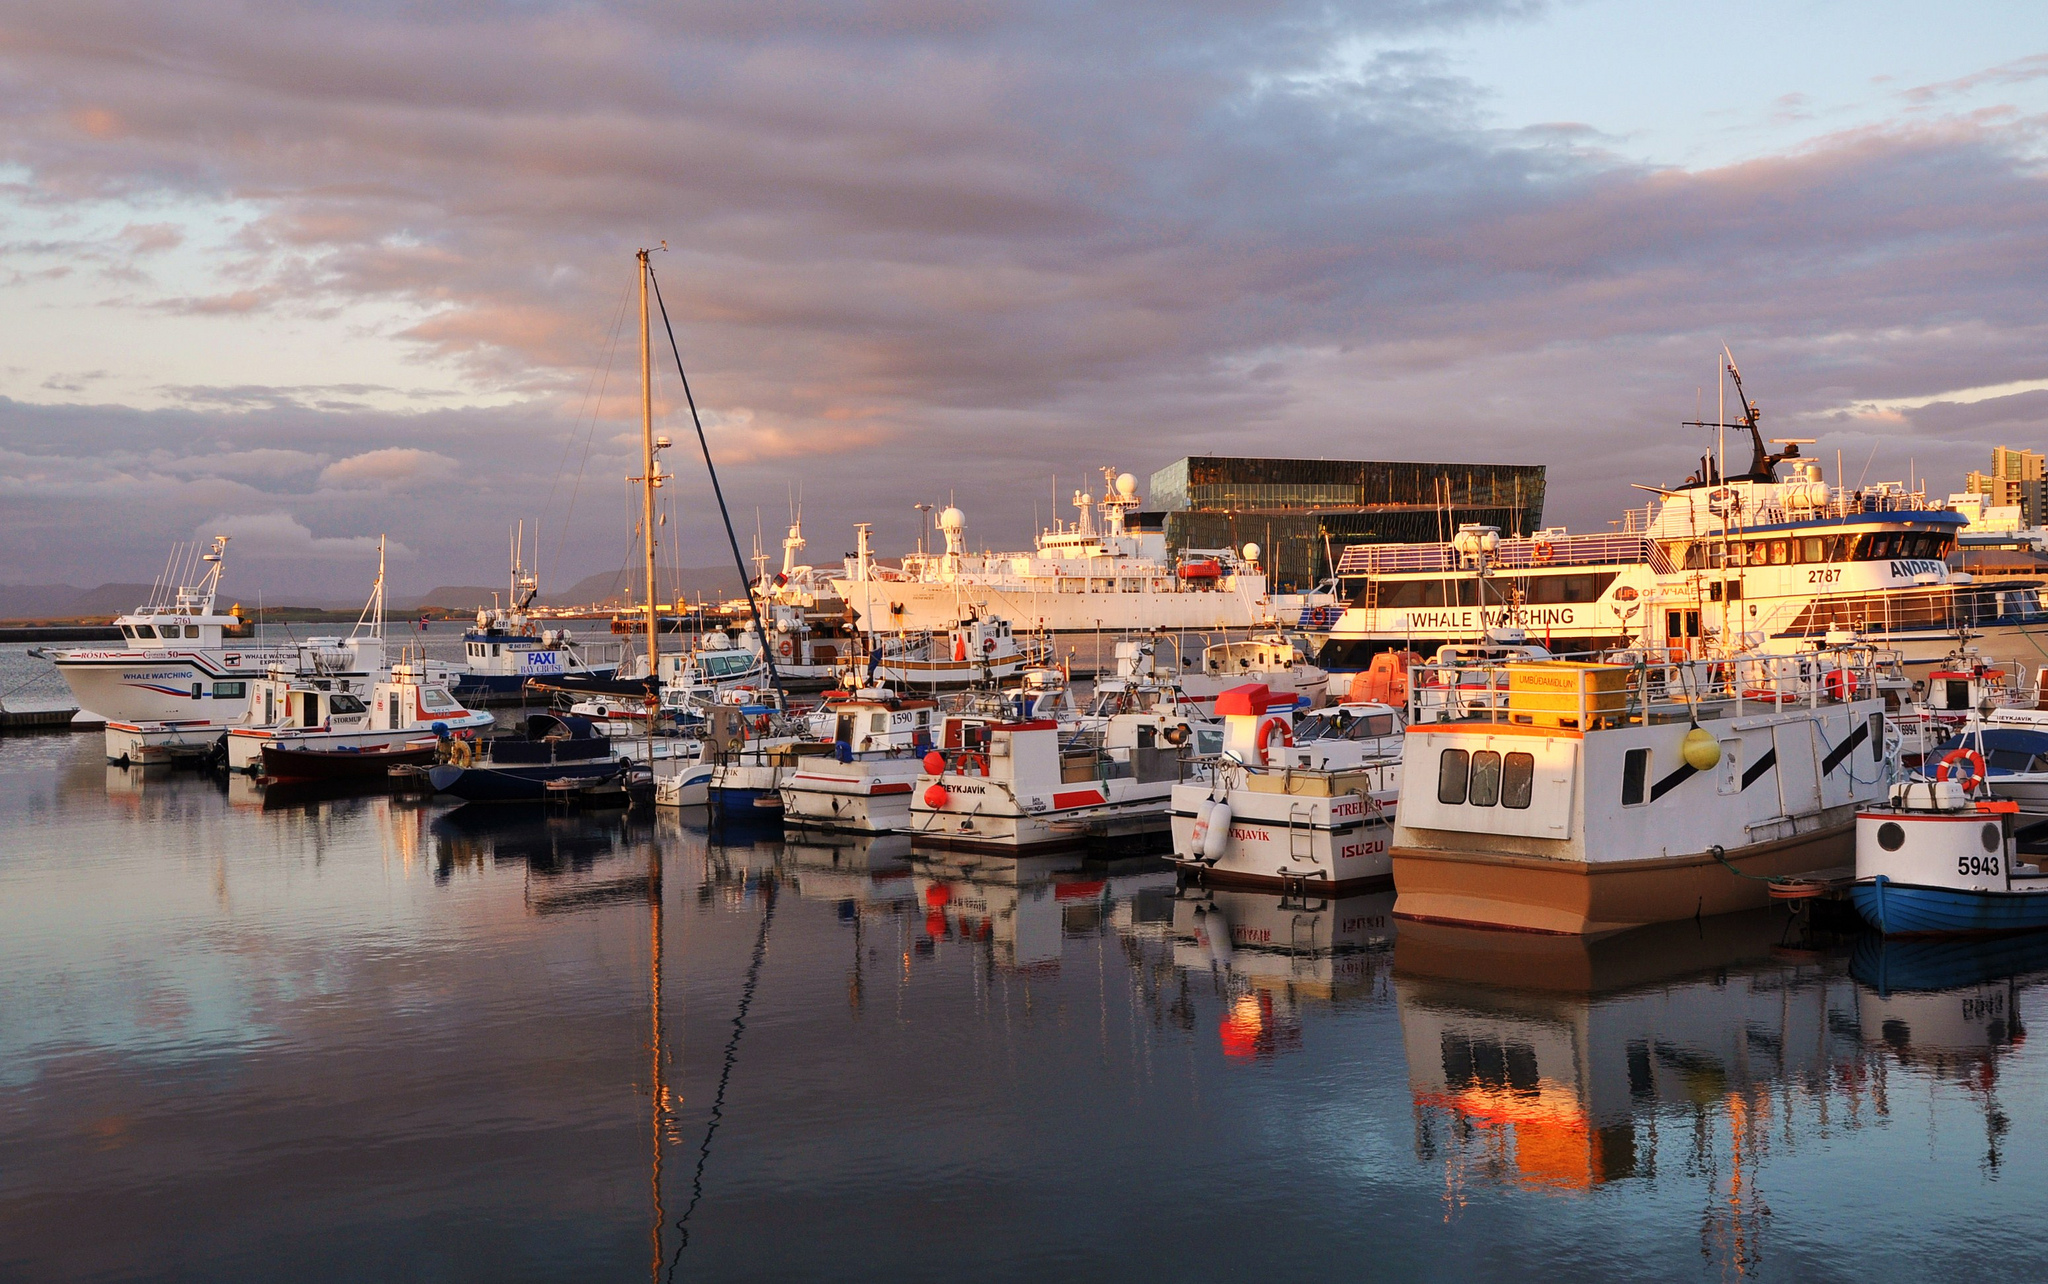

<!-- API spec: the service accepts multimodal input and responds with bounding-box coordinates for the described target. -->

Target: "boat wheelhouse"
[780,691,939,833]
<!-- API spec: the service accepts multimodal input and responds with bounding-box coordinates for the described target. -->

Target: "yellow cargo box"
[1243,768,1377,797]
[1507,661,1631,729]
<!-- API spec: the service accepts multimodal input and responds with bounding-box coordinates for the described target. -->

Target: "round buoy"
[1681,726,1721,770]
[923,750,946,774]
[924,783,951,809]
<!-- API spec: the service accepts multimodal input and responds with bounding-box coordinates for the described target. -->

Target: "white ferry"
[831,469,1271,635]
[49,535,292,724]
[1317,401,2043,672]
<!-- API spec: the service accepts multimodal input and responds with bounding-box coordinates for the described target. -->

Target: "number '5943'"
[1959,855,2000,876]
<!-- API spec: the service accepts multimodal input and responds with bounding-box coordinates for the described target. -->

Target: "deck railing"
[1335,532,1670,578]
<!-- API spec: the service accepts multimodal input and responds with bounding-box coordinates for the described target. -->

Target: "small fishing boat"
[261,737,440,783]
[1170,683,1403,895]
[909,708,1193,852]
[1174,632,1330,711]
[1849,774,2048,936]
[425,713,625,803]
[780,689,938,833]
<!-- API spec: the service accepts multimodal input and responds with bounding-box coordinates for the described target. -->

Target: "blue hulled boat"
[427,713,626,803]
[1850,779,2048,937]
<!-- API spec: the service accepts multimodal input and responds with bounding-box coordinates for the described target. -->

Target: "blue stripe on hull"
[427,760,619,802]
[1849,876,2048,938]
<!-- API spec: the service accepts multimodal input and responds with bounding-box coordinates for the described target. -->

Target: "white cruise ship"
[830,469,1271,635]
[1316,426,2044,672]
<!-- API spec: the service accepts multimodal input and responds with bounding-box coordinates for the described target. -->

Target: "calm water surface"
[3,730,2047,1282]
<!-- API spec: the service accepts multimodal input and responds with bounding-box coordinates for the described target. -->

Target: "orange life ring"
[1937,746,1988,790]
[778,639,793,658]
[982,637,996,653]
[1252,715,1294,767]
[958,751,987,777]
[1532,543,1553,565]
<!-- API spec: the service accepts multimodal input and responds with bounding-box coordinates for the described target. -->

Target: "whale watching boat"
[1390,642,1895,935]
[831,469,1272,635]
[1850,775,2048,936]
[49,535,292,726]
[1316,358,2044,674]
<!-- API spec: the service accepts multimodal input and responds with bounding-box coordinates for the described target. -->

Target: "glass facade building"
[1143,456,1547,590]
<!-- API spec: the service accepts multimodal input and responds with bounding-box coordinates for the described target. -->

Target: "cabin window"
[264,690,275,723]
[916,711,930,727]
[870,713,887,733]
[1621,748,1649,806]
[1867,713,1884,762]
[491,644,502,658]
[1665,610,1701,639]
[190,683,203,700]
[1436,749,1470,805]
[212,681,246,699]
[1525,572,1616,605]
[331,694,366,715]
[422,689,457,711]
[1501,753,1535,809]
[1767,540,1788,566]
[1801,537,1826,563]
[136,625,158,640]
[1468,751,1502,807]
[120,626,135,641]
[389,695,401,729]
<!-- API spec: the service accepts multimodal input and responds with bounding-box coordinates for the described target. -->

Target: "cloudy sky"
[3,0,2046,598]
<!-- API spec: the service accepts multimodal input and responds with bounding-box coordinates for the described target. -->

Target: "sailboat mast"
[640,248,660,693]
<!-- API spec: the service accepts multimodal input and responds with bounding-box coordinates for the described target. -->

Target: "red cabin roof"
[1213,683,1289,716]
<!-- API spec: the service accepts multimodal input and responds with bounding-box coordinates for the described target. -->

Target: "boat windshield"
[1296,710,1396,743]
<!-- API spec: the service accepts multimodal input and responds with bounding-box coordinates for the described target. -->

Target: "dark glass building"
[1142,456,1547,591]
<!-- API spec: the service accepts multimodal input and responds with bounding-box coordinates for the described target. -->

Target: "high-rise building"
[1965,446,2046,526]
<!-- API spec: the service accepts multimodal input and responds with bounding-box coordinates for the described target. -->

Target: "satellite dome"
[1115,472,1138,497]
[1242,542,1260,561]
[939,506,966,531]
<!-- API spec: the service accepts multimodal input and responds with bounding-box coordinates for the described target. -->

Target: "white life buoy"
[1252,716,1293,767]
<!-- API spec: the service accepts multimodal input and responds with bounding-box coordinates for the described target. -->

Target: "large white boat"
[48,535,293,724]
[1316,368,2045,672]
[831,469,1272,635]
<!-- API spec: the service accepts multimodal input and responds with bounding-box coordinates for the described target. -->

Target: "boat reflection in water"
[430,802,643,885]
[911,849,1175,973]
[1172,888,1396,1059]
[1394,912,2048,1272]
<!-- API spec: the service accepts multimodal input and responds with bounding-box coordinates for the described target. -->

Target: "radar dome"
[1115,472,1138,497]
[939,506,966,532]
[1242,542,1260,561]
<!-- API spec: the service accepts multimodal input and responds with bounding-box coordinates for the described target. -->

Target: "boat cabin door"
[1663,608,1701,658]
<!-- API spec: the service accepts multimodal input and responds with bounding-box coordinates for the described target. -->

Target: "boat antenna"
[646,262,783,694]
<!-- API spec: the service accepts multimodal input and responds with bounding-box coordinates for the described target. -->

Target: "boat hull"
[103,720,229,766]
[1391,824,1854,937]
[55,649,285,724]
[262,741,438,782]
[779,763,920,833]
[1850,876,2048,937]
[427,759,620,802]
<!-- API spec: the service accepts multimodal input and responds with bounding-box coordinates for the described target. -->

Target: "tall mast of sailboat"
[638,248,660,695]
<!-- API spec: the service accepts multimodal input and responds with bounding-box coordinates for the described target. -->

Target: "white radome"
[939,506,966,532]
[1116,472,1138,497]
[1242,542,1260,561]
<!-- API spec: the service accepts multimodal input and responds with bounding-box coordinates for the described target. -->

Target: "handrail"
[1335,532,1670,577]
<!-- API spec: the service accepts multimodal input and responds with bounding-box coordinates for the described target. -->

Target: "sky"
[2,0,2046,599]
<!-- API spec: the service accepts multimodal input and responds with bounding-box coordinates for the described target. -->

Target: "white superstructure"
[831,469,1272,634]
[49,536,293,724]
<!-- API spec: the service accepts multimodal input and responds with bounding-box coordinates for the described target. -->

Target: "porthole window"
[1877,822,1905,852]
[1983,823,2003,854]
[1437,748,1469,805]
[1469,751,1502,807]
[1502,753,1535,809]
[1621,748,1649,806]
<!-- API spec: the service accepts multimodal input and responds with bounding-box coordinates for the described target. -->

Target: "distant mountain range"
[0,566,747,622]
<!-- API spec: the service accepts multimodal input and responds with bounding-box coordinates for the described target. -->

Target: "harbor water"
[5,730,2048,1281]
